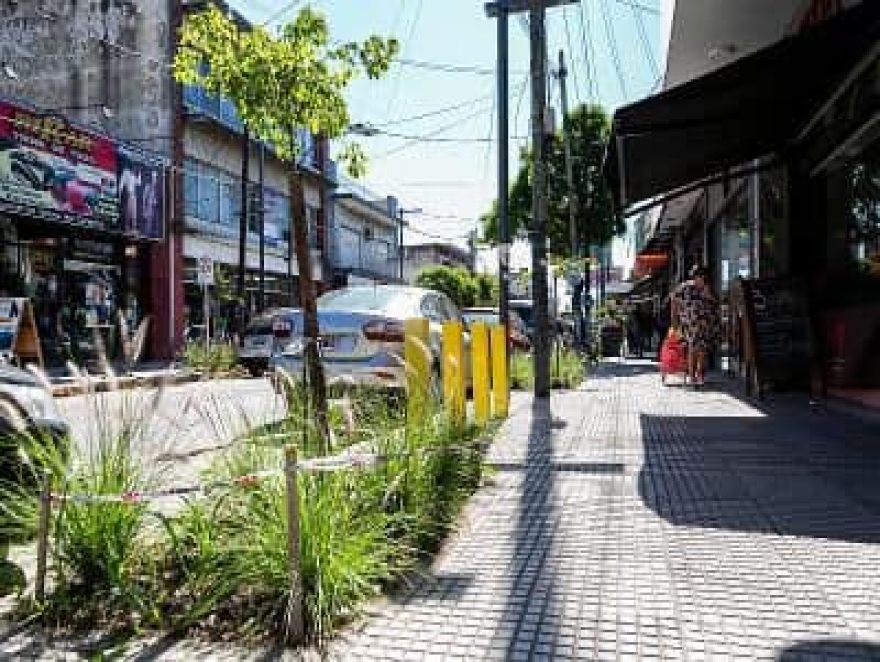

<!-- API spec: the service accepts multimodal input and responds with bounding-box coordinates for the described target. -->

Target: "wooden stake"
[35,470,51,603]
[284,445,304,644]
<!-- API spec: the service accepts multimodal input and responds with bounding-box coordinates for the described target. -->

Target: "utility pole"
[530,1,552,398]
[258,140,266,312]
[238,127,250,343]
[496,3,511,342]
[557,48,583,347]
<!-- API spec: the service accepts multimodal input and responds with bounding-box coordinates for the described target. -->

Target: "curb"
[50,371,203,398]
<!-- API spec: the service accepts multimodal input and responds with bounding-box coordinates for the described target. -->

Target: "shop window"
[759,167,788,278]
[847,142,880,277]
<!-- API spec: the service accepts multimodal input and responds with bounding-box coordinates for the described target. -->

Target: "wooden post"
[284,445,304,644]
[442,321,465,426]
[35,470,51,603]
[491,324,509,418]
[471,322,491,425]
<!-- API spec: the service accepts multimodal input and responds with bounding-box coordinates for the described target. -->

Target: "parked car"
[238,307,299,377]
[269,285,470,391]
[0,363,68,490]
[461,307,531,352]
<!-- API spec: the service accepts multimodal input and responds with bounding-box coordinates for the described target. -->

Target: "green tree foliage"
[481,104,623,256]
[474,273,498,305]
[173,5,398,172]
[416,266,481,309]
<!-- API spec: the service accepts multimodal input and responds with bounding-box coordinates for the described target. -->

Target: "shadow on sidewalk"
[637,404,880,542]
[777,640,880,661]
[497,395,561,659]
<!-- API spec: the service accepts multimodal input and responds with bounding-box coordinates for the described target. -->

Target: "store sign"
[0,98,165,241]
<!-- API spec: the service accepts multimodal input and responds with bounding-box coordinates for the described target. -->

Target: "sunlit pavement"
[332,360,880,661]
[4,362,880,660]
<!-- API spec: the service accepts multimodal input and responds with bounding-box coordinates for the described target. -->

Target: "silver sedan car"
[269,285,469,391]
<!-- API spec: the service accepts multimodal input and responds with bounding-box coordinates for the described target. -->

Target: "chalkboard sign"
[738,277,813,394]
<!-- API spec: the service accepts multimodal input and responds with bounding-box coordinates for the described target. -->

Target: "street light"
[397,207,423,282]
[347,122,381,137]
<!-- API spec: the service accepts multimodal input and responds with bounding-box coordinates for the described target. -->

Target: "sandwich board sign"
[0,298,44,367]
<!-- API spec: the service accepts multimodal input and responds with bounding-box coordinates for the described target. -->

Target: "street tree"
[481,104,623,256]
[416,266,479,309]
[173,5,398,451]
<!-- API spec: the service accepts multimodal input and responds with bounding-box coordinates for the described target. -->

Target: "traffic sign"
[197,255,214,286]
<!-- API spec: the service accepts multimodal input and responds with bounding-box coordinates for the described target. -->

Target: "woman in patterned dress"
[671,265,719,386]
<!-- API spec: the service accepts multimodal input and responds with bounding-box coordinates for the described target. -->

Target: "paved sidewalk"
[3,361,880,660]
[333,361,880,661]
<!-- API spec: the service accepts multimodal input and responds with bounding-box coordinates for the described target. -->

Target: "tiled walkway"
[3,361,880,660]
[333,361,880,661]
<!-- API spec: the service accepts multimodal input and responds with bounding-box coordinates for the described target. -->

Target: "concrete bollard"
[404,318,431,424]
[491,324,509,418]
[471,322,491,425]
[442,321,466,426]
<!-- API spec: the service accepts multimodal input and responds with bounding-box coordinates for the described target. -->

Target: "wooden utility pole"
[530,1,552,397]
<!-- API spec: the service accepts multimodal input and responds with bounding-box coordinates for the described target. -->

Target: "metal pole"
[497,5,511,341]
[398,210,405,281]
[258,141,266,312]
[558,49,583,348]
[203,281,211,349]
[238,127,250,342]
[530,1,551,398]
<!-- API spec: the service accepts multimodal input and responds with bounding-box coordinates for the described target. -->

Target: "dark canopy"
[605,2,880,212]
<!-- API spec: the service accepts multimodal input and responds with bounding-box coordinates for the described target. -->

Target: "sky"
[227,0,666,271]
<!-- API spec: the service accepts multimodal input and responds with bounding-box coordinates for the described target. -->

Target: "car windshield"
[318,287,417,315]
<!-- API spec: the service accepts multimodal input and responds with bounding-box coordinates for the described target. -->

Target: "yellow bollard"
[471,322,491,424]
[442,321,466,426]
[404,317,431,422]
[491,324,509,418]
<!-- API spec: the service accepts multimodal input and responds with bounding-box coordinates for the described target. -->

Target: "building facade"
[402,242,475,285]
[0,0,336,365]
[330,177,402,286]
[609,0,880,404]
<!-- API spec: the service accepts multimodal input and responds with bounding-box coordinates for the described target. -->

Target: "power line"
[612,0,660,16]
[373,104,491,159]
[578,0,599,103]
[368,94,493,128]
[599,0,629,99]
[562,8,583,105]
[482,74,497,182]
[260,0,303,26]
[631,4,660,78]
[384,0,425,121]
[395,58,520,76]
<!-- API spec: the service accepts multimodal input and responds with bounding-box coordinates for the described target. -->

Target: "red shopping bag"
[660,329,688,381]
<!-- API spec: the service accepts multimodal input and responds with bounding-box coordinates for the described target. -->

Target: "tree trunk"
[288,164,330,453]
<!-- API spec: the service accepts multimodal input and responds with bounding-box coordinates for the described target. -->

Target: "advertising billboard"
[0,99,165,241]
[118,145,165,240]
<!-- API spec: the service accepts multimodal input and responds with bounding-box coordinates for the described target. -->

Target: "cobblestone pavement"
[3,361,880,660]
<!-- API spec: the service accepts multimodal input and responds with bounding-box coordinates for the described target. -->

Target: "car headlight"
[17,386,61,423]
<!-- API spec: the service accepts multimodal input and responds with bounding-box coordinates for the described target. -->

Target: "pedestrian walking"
[670,265,719,386]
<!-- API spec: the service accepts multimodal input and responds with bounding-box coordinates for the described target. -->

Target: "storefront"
[606,2,880,401]
[0,98,165,368]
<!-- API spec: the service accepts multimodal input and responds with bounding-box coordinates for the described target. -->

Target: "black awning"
[605,2,880,212]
